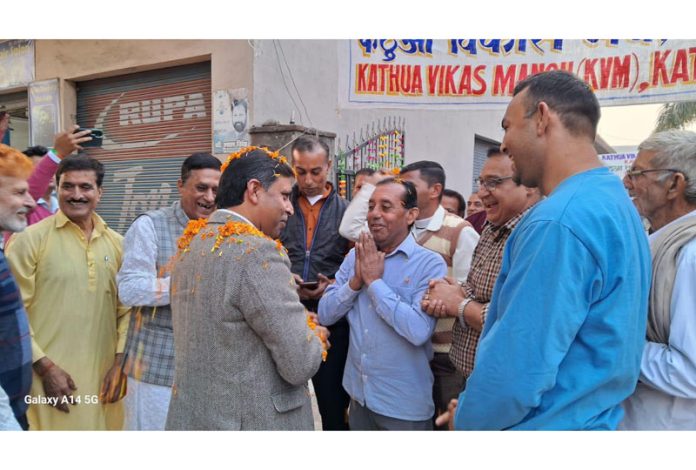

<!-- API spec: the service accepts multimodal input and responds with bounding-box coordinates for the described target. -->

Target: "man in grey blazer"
[166,148,328,430]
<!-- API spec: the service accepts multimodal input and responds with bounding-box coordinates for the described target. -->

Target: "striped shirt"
[449,209,529,378]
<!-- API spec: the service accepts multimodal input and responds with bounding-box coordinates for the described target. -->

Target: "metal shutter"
[76,62,211,234]
[472,135,500,192]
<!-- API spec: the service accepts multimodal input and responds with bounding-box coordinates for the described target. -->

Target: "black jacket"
[280,184,350,283]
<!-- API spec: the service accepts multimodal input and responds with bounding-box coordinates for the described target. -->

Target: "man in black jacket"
[281,135,351,430]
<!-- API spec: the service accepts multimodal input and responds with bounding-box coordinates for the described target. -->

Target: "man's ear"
[536,101,551,136]
[666,172,687,201]
[430,182,443,201]
[177,178,184,195]
[406,206,419,225]
[246,179,263,204]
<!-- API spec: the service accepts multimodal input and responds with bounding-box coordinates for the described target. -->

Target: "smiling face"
[57,170,102,226]
[466,193,484,217]
[622,149,671,227]
[178,168,221,220]
[255,175,295,239]
[501,89,544,189]
[477,154,530,227]
[0,175,36,233]
[367,182,418,252]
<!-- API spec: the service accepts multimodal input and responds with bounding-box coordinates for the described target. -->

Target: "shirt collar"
[384,232,417,259]
[172,200,190,228]
[216,208,257,228]
[54,210,106,235]
[413,206,445,232]
[299,182,334,202]
[485,206,532,239]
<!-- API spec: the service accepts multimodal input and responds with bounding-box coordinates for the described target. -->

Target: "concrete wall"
[252,40,504,196]
[34,40,253,132]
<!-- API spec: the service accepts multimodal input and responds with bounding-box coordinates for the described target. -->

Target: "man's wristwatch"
[457,298,473,328]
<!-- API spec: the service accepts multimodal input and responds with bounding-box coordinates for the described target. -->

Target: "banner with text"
[342,39,696,109]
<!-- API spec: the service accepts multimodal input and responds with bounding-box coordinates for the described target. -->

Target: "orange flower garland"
[177,218,285,256]
[220,145,296,178]
[306,314,329,362]
[176,217,326,362]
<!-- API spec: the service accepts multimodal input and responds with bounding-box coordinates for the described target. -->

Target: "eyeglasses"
[477,176,513,191]
[624,168,680,181]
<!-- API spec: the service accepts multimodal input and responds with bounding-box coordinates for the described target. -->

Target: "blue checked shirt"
[318,234,447,421]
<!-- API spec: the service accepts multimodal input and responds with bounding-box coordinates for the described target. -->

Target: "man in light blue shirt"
[319,178,447,430]
[621,130,696,430]
[443,71,651,430]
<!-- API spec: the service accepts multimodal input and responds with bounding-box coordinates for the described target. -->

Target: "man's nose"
[24,193,36,210]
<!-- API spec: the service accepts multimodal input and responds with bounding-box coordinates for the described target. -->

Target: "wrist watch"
[457,298,473,328]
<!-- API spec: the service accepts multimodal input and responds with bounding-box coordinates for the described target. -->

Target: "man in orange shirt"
[280,135,351,430]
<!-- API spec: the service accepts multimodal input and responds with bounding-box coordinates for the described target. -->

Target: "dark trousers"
[311,318,350,430]
[16,413,29,430]
[430,352,465,430]
[348,399,432,431]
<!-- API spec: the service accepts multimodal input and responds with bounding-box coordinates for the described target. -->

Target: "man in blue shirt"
[443,70,651,430]
[319,178,447,430]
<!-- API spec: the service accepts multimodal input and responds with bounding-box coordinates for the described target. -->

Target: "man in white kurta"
[621,130,696,430]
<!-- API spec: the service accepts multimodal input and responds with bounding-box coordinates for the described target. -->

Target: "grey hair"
[638,130,696,203]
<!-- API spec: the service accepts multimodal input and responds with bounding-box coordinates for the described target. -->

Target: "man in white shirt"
[621,130,696,430]
[116,153,221,430]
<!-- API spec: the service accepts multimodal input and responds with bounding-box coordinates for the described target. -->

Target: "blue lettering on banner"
[358,39,433,62]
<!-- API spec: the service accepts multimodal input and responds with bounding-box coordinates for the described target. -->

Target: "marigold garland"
[307,314,329,362]
[175,217,325,361]
[177,218,285,256]
[177,218,209,251]
[220,145,295,178]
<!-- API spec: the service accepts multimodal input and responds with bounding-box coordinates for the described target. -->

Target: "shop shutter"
[76,62,212,234]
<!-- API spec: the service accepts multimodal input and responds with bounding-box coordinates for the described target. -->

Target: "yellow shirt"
[6,211,130,430]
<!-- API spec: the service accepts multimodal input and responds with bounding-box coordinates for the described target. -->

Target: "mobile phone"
[75,128,103,148]
[299,281,319,289]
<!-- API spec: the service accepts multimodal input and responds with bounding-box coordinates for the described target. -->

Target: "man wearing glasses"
[620,130,696,430]
[440,71,651,430]
[422,147,541,401]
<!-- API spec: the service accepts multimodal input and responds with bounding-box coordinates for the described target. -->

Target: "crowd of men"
[0,70,694,431]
